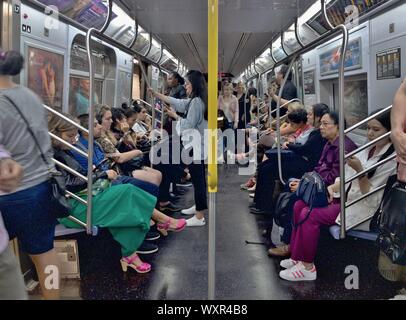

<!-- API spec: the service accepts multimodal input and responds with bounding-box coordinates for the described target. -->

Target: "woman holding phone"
[148,70,208,227]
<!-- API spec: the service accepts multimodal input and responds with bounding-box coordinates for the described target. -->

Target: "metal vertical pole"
[208,0,218,301]
[321,0,348,239]
[85,0,112,235]
[275,55,298,185]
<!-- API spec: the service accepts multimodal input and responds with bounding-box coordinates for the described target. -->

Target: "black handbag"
[376,181,406,265]
[274,192,296,227]
[3,95,71,218]
[293,171,328,227]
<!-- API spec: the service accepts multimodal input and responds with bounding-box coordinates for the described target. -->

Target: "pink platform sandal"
[120,254,151,273]
[157,218,187,236]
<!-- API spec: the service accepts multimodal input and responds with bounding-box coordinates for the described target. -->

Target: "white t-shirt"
[336,143,397,231]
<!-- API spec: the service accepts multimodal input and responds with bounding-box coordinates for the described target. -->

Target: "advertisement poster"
[38,0,115,29]
[376,47,401,80]
[319,38,362,75]
[303,70,315,95]
[153,98,163,130]
[27,46,64,110]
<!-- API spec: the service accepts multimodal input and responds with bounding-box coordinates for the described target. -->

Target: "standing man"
[269,64,298,117]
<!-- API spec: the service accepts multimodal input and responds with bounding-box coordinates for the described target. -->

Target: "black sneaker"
[249,207,267,215]
[145,231,160,241]
[136,241,158,255]
[159,202,181,212]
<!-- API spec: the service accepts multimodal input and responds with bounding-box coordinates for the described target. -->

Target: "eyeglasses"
[320,121,335,127]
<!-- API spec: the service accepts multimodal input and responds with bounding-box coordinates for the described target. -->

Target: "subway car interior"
[0,0,406,301]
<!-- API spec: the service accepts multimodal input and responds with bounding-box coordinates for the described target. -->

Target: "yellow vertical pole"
[208,0,218,300]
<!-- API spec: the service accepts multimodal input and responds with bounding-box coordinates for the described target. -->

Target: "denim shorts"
[0,181,57,255]
[112,175,159,198]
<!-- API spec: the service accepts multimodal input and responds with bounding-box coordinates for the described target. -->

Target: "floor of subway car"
[29,164,402,300]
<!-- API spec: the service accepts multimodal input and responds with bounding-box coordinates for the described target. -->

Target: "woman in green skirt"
[49,114,186,273]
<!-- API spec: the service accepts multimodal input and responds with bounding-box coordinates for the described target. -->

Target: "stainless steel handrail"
[137,98,153,108]
[52,159,88,181]
[345,184,387,209]
[269,98,302,118]
[143,33,153,58]
[48,133,88,158]
[345,105,392,134]
[65,191,88,205]
[345,132,391,160]
[43,104,89,134]
[346,154,397,184]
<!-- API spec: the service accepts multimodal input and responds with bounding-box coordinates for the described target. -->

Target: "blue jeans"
[112,175,159,198]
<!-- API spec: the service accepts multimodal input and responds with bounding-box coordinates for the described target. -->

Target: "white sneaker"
[186,215,206,227]
[181,205,196,215]
[279,262,317,281]
[280,258,299,269]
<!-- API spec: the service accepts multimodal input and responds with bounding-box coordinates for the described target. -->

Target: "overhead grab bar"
[295,17,305,48]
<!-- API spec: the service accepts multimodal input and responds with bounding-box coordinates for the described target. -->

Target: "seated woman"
[250,104,330,215]
[131,102,152,136]
[238,101,306,190]
[49,114,186,273]
[95,104,161,182]
[278,109,396,281]
[268,111,358,259]
[94,106,181,212]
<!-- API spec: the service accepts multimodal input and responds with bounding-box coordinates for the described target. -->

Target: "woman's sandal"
[120,254,151,273]
[157,218,187,236]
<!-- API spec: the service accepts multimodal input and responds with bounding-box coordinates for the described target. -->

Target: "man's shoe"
[169,193,180,203]
[268,245,290,257]
[145,231,160,241]
[159,202,181,212]
[136,241,159,255]
[249,207,266,215]
[248,202,257,209]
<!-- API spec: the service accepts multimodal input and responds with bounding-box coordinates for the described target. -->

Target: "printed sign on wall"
[376,47,401,80]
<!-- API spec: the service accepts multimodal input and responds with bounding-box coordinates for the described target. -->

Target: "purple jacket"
[314,136,357,186]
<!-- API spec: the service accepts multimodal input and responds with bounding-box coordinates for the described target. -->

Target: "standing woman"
[218,82,239,130]
[148,70,208,227]
[0,49,60,299]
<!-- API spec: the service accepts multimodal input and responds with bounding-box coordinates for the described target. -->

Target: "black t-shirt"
[271,80,297,117]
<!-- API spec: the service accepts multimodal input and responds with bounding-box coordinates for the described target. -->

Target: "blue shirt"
[70,135,109,172]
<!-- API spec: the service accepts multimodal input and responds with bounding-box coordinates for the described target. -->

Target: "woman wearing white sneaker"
[148,70,208,227]
[279,110,396,282]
